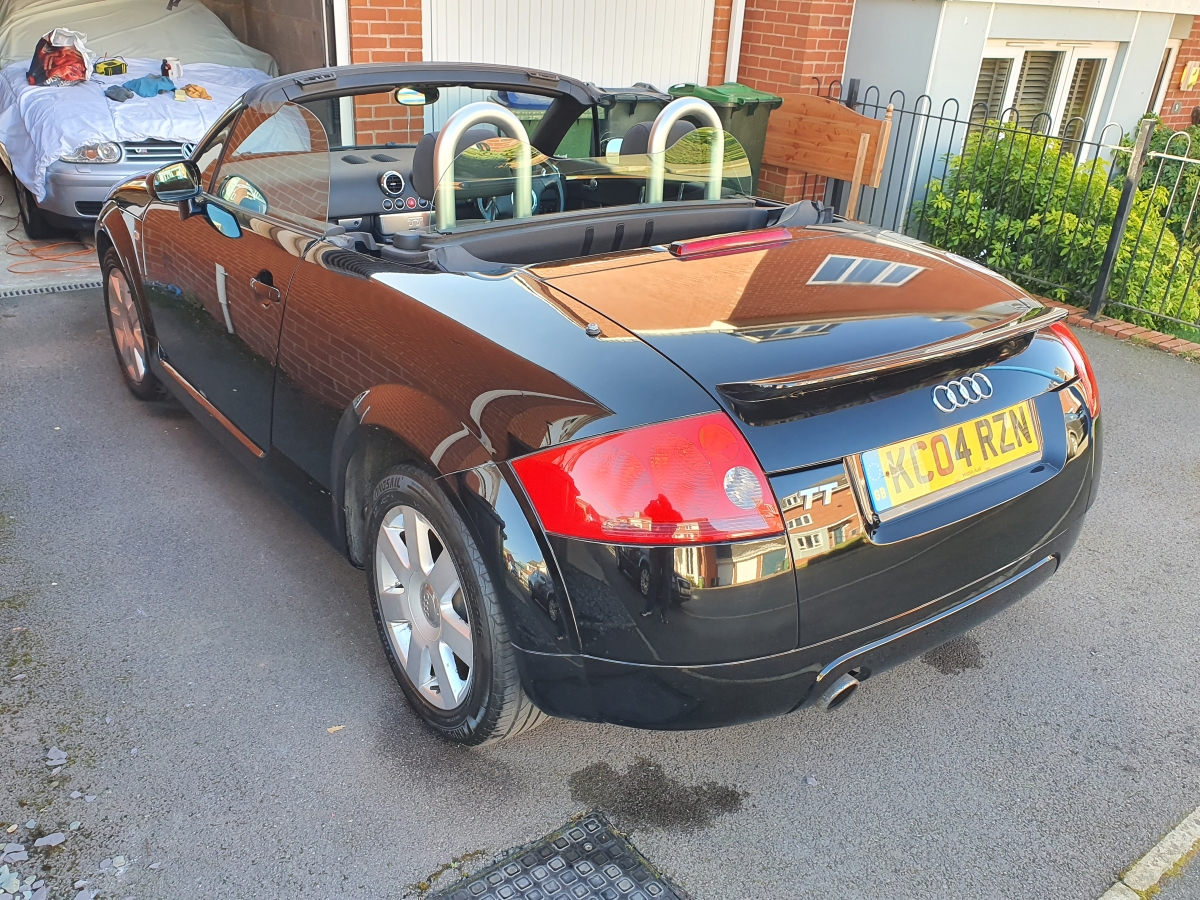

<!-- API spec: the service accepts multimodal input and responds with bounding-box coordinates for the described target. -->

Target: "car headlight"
[61,142,122,164]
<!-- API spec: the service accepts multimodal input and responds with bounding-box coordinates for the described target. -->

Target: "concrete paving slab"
[0,170,100,295]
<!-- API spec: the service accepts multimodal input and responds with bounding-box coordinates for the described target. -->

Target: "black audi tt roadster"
[95,63,1101,744]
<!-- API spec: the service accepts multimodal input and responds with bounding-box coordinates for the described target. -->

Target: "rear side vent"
[372,153,398,162]
[342,154,369,165]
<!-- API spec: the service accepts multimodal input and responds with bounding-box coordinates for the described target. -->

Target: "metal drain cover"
[433,813,684,900]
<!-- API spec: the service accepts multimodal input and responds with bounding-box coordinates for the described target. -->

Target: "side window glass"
[213,101,330,229]
[217,176,267,214]
[194,115,235,192]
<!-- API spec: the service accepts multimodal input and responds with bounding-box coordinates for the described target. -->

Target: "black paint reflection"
[555,534,797,665]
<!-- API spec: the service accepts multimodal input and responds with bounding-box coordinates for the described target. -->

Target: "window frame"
[975,39,1118,141]
[190,105,243,195]
[1150,39,1183,116]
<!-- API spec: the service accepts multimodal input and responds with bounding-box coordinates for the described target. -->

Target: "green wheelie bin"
[668,82,783,195]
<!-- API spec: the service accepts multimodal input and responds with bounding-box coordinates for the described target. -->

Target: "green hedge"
[913,121,1200,328]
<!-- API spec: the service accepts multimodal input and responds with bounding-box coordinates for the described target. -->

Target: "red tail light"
[1048,322,1100,416]
[511,412,784,545]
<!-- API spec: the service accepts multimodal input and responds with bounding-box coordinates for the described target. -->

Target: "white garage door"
[423,0,716,92]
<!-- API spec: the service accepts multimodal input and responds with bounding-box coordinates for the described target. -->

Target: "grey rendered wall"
[848,0,1178,132]
[923,1,992,120]
[843,0,941,104]
[1103,12,1174,132]
[845,0,1176,228]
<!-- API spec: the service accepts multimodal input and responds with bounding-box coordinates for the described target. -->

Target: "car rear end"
[500,226,1100,729]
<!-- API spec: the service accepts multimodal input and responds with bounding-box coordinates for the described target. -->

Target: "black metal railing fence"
[792,78,1200,333]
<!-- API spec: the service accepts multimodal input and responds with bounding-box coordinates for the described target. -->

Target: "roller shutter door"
[424,0,716,93]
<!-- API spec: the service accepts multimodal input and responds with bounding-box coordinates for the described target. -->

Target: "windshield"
[434,127,752,231]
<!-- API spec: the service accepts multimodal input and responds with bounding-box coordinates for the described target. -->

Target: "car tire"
[12,175,57,240]
[367,464,547,745]
[638,564,652,597]
[102,248,164,401]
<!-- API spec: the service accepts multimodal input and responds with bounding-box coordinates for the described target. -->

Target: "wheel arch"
[96,204,156,339]
[328,387,577,655]
[331,385,492,567]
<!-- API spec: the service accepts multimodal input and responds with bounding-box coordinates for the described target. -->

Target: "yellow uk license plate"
[860,400,1042,516]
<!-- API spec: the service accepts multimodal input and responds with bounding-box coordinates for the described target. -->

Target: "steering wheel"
[475,158,565,221]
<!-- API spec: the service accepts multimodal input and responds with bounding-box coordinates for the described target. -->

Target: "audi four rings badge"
[932,373,994,412]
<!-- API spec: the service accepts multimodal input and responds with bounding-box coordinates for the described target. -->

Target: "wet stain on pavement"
[569,755,743,829]
[922,635,983,675]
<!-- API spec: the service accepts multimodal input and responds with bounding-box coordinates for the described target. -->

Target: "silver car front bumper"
[39,159,168,221]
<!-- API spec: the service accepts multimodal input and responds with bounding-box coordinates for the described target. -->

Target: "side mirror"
[149,160,202,203]
[205,202,241,239]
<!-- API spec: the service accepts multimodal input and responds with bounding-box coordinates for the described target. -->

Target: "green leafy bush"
[913,121,1200,327]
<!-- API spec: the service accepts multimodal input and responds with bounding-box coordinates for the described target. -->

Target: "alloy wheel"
[107,268,147,383]
[375,505,473,710]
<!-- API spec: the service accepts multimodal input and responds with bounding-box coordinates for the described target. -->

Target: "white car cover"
[0,58,270,200]
[0,0,277,75]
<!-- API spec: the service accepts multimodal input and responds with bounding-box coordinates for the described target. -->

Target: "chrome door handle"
[250,276,281,308]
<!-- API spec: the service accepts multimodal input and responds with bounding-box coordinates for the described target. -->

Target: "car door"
[140,100,331,455]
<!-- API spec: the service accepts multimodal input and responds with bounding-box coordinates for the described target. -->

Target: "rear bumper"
[516,514,1081,730]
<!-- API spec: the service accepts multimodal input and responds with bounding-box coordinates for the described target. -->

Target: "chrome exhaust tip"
[818,673,860,711]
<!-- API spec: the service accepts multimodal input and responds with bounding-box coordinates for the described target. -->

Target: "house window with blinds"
[972,57,1013,122]
[1013,50,1063,131]
[1059,58,1105,141]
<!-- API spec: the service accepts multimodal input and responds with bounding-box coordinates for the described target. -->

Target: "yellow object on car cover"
[94,58,127,76]
[183,83,212,100]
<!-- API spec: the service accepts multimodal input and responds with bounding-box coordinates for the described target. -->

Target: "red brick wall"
[737,0,853,96]
[349,0,425,145]
[733,0,855,201]
[1159,23,1200,131]
[353,93,425,147]
[707,0,736,86]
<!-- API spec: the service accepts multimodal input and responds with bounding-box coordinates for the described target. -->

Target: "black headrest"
[411,128,497,201]
[620,120,697,158]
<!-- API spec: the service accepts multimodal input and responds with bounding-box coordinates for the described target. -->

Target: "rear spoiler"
[717,305,1068,408]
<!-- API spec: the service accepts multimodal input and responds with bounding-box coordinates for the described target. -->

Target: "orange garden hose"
[2,209,100,276]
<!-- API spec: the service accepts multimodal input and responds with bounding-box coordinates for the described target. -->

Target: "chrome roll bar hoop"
[647,97,724,204]
[433,102,533,230]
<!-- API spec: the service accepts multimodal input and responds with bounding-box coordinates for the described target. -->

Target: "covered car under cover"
[0,0,276,205]
[0,59,269,201]
[0,0,277,74]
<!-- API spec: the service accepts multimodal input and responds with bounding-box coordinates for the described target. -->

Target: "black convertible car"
[95,63,1101,745]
